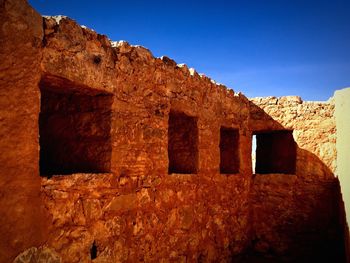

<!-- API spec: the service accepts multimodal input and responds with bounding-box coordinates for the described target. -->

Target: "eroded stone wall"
[0,1,347,262]
[249,97,345,261]
[38,14,252,263]
[0,1,49,261]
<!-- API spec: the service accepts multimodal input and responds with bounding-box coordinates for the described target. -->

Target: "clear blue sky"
[29,0,350,101]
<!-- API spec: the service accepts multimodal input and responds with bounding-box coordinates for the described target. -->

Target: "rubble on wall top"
[251,96,299,104]
[111,40,154,60]
[278,96,303,104]
[162,57,230,90]
[43,13,243,100]
[40,14,339,105]
[210,78,223,86]
[43,15,68,24]
[111,40,128,48]
[188,68,196,76]
[176,63,226,88]
[81,25,95,32]
[159,56,177,66]
[111,40,149,50]
[250,95,333,105]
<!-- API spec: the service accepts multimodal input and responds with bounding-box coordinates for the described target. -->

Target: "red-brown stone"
[0,1,348,262]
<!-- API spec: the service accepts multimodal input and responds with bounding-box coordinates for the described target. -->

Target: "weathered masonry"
[39,80,113,176]
[0,1,349,262]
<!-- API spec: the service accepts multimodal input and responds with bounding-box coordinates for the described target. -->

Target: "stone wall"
[38,13,252,263]
[0,1,49,261]
[0,1,347,262]
[249,96,345,261]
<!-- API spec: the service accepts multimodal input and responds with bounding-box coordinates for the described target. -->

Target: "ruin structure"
[0,1,349,262]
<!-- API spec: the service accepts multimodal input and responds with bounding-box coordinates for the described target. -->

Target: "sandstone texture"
[38,14,252,262]
[249,97,345,261]
[0,0,349,262]
[13,247,61,263]
[0,0,49,261]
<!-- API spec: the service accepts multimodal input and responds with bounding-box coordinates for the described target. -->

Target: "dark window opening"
[39,79,112,176]
[254,130,296,174]
[220,127,240,174]
[168,111,198,174]
[90,241,97,260]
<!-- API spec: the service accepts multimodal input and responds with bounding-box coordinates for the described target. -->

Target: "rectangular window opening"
[220,127,240,174]
[168,110,198,174]
[39,81,113,177]
[254,130,296,174]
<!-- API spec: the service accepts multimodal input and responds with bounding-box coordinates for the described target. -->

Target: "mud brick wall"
[249,97,345,261]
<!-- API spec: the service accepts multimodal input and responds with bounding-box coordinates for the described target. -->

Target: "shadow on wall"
[39,74,113,176]
[246,100,347,262]
[338,182,350,263]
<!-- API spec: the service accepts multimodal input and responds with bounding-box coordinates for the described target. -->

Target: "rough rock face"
[37,14,252,262]
[0,0,49,261]
[0,0,348,262]
[249,97,345,261]
[42,173,251,262]
[13,247,61,263]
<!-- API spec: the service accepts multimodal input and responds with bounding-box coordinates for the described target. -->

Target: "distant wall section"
[249,96,344,261]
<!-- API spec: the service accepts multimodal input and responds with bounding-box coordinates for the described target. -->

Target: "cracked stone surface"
[1,0,348,262]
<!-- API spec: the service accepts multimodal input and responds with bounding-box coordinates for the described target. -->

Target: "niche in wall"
[220,127,240,174]
[254,130,296,174]
[168,110,198,174]
[39,76,113,176]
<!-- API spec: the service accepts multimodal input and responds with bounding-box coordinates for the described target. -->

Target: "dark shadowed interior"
[39,83,113,176]
[255,130,296,174]
[168,110,198,174]
[220,127,240,174]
